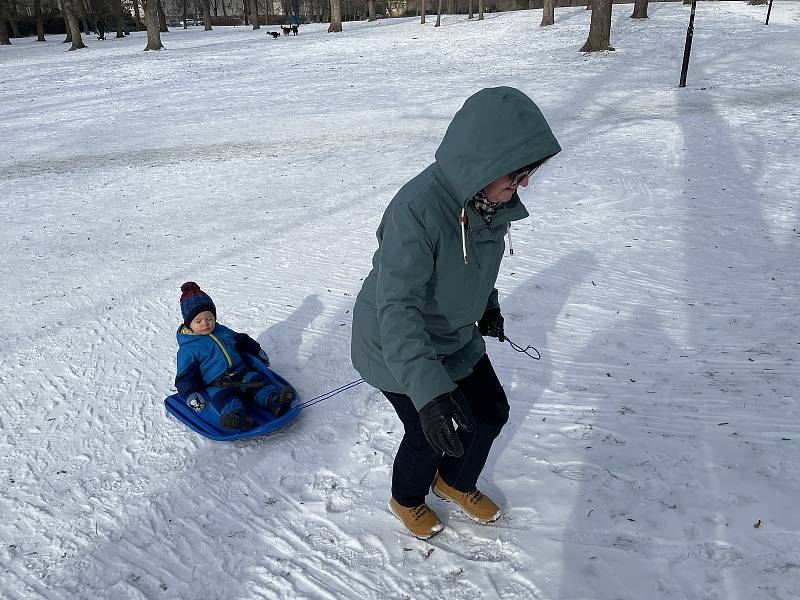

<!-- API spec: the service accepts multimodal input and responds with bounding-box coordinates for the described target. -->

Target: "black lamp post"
[766,0,774,25]
[679,0,698,88]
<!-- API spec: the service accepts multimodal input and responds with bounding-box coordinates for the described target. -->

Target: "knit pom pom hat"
[180,282,216,327]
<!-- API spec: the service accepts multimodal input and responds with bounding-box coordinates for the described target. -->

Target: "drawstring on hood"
[459,208,469,263]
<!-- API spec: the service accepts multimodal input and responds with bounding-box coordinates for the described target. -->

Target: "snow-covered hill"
[1,3,798,599]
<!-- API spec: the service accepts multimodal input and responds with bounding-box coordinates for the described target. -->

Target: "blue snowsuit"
[175,323,280,418]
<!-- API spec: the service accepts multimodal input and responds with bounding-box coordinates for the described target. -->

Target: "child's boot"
[219,398,254,431]
[389,498,443,540]
[431,473,501,524]
[267,385,296,417]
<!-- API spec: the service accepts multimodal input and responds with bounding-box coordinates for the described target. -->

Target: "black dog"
[280,25,291,36]
[267,31,280,38]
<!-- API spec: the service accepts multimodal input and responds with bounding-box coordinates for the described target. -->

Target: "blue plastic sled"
[164,354,301,441]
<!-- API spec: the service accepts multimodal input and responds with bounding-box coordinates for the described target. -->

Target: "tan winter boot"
[431,473,501,524]
[389,498,444,540]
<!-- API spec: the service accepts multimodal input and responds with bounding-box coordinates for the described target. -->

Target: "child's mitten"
[186,392,205,411]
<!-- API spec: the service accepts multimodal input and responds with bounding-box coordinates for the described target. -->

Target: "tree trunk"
[434,0,441,26]
[478,0,483,20]
[468,0,472,18]
[221,0,227,17]
[157,0,167,31]
[328,0,341,31]
[65,0,87,48]
[62,0,71,41]
[203,0,212,28]
[249,0,258,28]
[78,0,90,33]
[34,0,46,40]
[132,0,142,29]
[112,0,123,35]
[0,0,10,45]
[367,0,374,20]
[540,0,553,25]
[143,0,163,49]
[580,0,613,51]
[9,0,20,37]
[420,0,425,23]
[183,0,187,26]
[630,0,647,18]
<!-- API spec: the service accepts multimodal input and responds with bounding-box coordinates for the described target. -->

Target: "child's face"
[189,311,216,335]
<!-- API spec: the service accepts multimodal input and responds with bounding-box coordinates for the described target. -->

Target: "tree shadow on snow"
[481,249,597,507]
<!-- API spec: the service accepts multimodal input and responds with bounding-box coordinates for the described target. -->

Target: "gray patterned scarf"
[471,191,498,224]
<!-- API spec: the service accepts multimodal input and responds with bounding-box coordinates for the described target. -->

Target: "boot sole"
[388,501,444,540]
[219,412,255,431]
[431,485,501,525]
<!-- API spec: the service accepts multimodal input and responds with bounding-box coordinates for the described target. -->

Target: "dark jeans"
[382,354,509,507]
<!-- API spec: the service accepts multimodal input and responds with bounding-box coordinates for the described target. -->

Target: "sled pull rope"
[298,379,365,410]
[504,335,541,361]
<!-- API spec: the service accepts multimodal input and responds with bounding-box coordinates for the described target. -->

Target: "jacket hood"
[434,86,562,202]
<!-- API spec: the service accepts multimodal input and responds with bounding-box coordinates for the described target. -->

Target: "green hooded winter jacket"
[351,87,561,411]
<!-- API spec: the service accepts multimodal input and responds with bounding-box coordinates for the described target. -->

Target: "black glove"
[478,308,505,342]
[419,389,475,457]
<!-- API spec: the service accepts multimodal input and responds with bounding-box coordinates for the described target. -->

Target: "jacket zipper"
[209,333,233,369]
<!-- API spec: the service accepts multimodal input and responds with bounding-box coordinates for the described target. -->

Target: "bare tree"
[434,0,441,26]
[34,0,46,40]
[65,0,87,48]
[540,0,553,25]
[203,0,211,28]
[0,0,10,45]
[328,0,341,31]
[158,0,168,31]
[630,0,648,19]
[112,0,124,35]
[143,0,164,49]
[580,0,613,52]
[249,0,258,27]
[61,0,72,41]
[468,0,472,18]
[77,0,90,34]
[367,0,374,20]
[132,0,143,29]
[478,0,483,20]
[8,0,20,37]
[420,0,424,23]
[630,0,647,18]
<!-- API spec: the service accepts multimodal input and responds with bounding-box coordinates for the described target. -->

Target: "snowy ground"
[2,3,799,599]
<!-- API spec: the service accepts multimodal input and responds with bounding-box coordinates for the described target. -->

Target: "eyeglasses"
[509,162,543,187]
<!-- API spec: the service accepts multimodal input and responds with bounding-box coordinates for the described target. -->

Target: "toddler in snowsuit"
[175,282,296,431]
